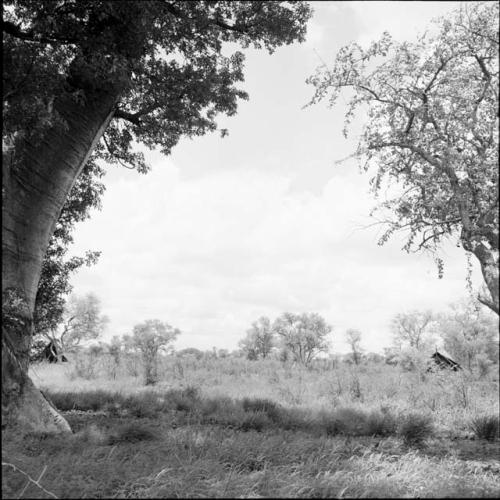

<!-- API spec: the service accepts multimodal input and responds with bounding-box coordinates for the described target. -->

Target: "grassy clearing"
[36,389,439,440]
[3,414,499,499]
[2,357,499,498]
[29,355,499,432]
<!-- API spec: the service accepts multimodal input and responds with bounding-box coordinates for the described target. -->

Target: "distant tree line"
[238,312,332,366]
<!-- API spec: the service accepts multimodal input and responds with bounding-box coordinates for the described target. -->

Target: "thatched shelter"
[43,340,68,363]
[429,349,461,371]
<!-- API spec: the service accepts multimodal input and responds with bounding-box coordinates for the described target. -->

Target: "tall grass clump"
[322,407,368,436]
[242,397,283,424]
[397,413,434,446]
[107,423,157,444]
[365,409,398,436]
[470,414,499,441]
[170,386,201,413]
[46,389,123,412]
[239,410,272,432]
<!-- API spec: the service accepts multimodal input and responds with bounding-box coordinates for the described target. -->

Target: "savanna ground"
[3,354,500,498]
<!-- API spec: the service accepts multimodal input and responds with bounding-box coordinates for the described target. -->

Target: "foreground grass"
[5,360,497,498]
[3,390,500,499]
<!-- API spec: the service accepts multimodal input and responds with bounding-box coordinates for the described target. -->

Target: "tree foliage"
[58,292,108,351]
[239,316,274,360]
[307,2,499,313]
[32,291,108,361]
[3,0,312,349]
[391,310,434,351]
[125,319,180,385]
[436,298,499,374]
[273,312,331,366]
[4,1,312,165]
[345,328,363,365]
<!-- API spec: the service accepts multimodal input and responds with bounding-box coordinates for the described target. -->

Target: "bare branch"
[2,462,58,499]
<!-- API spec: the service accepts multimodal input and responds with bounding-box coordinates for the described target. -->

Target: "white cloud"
[71,151,482,353]
[347,1,463,47]
[67,1,486,355]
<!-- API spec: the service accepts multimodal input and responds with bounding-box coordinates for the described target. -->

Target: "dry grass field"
[3,355,500,498]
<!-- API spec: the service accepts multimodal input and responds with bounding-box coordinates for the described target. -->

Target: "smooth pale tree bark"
[2,85,120,433]
[471,243,499,315]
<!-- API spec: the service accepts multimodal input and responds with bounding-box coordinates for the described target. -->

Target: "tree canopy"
[345,328,363,365]
[239,316,274,360]
[436,298,499,373]
[273,312,331,366]
[2,0,313,432]
[125,319,180,385]
[4,0,312,168]
[4,0,313,341]
[391,310,434,351]
[307,2,499,314]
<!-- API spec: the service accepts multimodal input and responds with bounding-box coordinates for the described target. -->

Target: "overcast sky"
[69,1,485,354]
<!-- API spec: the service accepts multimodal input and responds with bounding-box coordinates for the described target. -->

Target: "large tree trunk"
[470,242,499,315]
[2,88,119,433]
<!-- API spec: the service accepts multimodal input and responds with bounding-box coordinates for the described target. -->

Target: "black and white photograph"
[2,1,499,498]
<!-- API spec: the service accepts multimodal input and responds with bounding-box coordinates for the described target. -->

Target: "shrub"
[122,392,162,418]
[200,396,232,417]
[321,407,368,436]
[47,390,122,412]
[174,396,197,413]
[242,397,283,423]
[397,413,434,446]
[200,397,245,428]
[239,411,271,432]
[366,410,398,437]
[181,385,201,400]
[169,386,202,413]
[107,424,157,444]
[470,415,499,441]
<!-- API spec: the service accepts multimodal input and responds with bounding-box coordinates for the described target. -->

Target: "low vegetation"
[470,415,500,442]
[2,355,499,498]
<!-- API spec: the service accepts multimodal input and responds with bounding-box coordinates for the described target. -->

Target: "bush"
[47,390,122,412]
[365,410,397,437]
[322,407,368,436]
[239,411,271,432]
[242,397,283,423]
[470,415,499,441]
[122,392,164,418]
[170,386,202,413]
[397,413,434,446]
[107,423,157,444]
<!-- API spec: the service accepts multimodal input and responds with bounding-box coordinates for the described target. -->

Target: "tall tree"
[2,0,312,432]
[57,292,108,354]
[273,312,331,366]
[125,319,180,386]
[33,159,105,342]
[31,291,108,361]
[391,310,434,351]
[239,316,275,360]
[345,328,363,366]
[307,2,499,314]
